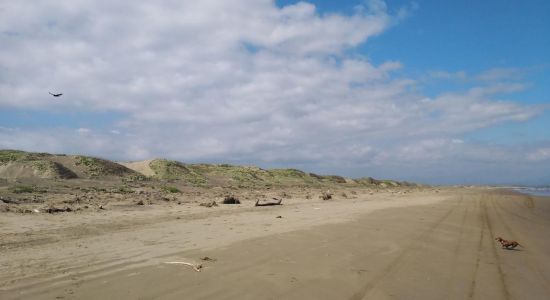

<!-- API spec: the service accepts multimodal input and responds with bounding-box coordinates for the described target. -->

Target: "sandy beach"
[2,0,549,299]
[1,187,549,299]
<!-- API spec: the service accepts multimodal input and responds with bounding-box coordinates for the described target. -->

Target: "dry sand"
[1,188,549,299]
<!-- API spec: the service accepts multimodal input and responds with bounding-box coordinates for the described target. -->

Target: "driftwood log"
[255,198,282,207]
[43,206,73,213]
[200,201,218,207]
[321,190,332,200]
[0,197,20,204]
[164,261,203,272]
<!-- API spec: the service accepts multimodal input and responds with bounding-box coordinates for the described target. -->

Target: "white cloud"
[0,0,546,184]
[76,128,91,134]
[426,68,532,85]
[527,148,550,162]
[427,70,467,80]
[422,85,539,134]
[476,67,525,82]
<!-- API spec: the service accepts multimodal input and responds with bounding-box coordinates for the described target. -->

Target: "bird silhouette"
[49,92,63,97]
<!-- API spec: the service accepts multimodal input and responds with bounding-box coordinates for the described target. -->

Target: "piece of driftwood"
[201,256,217,262]
[320,190,332,200]
[164,261,203,272]
[43,206,72,213]
[0,197,20,204]
[255,198,282,207]
[200,201,218,207]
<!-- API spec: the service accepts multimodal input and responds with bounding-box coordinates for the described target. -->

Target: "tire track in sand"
[467,197,484,299]
[481,197,511,300]
[445,196,468,298]
[349,199,458,300]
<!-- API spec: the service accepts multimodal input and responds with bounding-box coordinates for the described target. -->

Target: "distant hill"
[0,149,413,187]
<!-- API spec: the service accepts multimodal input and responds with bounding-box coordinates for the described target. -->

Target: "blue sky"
[279,1,550,100]
[1,0,549,185]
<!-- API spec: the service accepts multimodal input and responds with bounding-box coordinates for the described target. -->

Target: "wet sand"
[1,188,549,299]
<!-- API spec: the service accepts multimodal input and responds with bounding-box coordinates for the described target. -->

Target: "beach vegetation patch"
[9,185,38,194]
[162,186,181,193]
[114,186,134,194]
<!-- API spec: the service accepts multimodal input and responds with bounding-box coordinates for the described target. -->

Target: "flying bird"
[49,92,63,97]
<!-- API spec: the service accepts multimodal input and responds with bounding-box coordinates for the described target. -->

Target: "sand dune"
[118,159,156,176]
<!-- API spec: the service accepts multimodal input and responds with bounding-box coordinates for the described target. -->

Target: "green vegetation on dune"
[74,156,104,176]
[123,174,149,182]
[149,159,208,184]
[378,179,400,187]
[0,150,27,163]
[1,149,415,187]
[319,175,348,184]
[161,186,181,193]
[148,161,334,187]
[113,186,134,194]
[74,155,136,177]
[191,164,265,186]
[356,177,379,185]
[31,160,78,179]
[0,150,77,179]
[265,169,320,186]
[9,185,35,193]
[306,172,351,185]
[0,150,52,164]
[268,168,308,178]
[9,184,46,194]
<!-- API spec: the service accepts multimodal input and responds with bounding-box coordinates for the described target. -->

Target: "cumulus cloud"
[427,70,467,80]
[76,127,91,134]
[425,67,534,86]
[0,0,545,183]
[476,67,525,82]
[423,84,538,134]
[527,148,550,162]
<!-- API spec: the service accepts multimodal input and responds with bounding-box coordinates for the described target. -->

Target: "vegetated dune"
[68,155,138,178]
[1,149,410,188]
[148,159,208,184]
[119,158,408,188]
[0,150,138,180]
[0,160,77,180]
[0,150,77,179]
[122,159,358,187]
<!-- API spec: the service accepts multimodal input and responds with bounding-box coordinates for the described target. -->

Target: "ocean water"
[513,187,550,197]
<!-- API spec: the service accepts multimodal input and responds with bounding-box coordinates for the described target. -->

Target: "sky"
[0,0,549,185]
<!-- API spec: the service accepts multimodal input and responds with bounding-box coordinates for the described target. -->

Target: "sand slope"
[118,159,156,176]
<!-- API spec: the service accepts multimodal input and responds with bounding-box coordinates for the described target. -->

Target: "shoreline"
[507,187,550,198]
